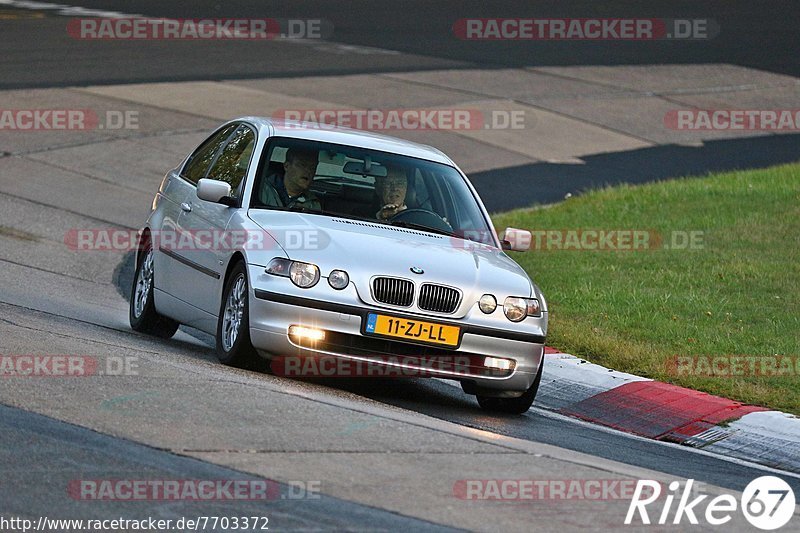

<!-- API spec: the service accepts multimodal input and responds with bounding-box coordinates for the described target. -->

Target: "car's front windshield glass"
[249,136,496,246]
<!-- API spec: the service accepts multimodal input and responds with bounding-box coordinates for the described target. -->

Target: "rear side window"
[181,124,238,184]
[206,125,256,198]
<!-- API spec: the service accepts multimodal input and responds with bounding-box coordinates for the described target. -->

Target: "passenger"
[374,164,409,220]
[260,147,322,210]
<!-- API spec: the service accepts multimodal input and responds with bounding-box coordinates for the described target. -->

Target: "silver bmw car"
[129,117,547,413]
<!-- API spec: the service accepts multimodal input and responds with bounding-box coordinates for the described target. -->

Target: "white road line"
[0,0,140,18]
[286,39,401,56]
[0,0,402,56]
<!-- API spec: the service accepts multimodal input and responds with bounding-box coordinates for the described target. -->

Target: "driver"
[374,164,408,220]
[260,147,322,210]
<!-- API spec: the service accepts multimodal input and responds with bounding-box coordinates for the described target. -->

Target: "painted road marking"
[0,0,400,55]
[0,0,139,18]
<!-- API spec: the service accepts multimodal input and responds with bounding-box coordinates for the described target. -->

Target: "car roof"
[236,117,456,166]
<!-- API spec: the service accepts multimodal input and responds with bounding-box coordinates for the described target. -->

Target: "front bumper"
[247,270,545,394]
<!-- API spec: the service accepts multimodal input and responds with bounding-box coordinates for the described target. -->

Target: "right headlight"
[503,296,542,322]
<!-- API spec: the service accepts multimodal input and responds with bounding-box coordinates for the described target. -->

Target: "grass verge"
[492,162,800,414]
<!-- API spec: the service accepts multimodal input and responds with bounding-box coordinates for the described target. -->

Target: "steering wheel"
[389,208,454,233]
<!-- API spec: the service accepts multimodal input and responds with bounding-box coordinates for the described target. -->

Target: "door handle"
[180,202,192,212]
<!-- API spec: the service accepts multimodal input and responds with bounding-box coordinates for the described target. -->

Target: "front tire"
[476,358,544,414]
[216,261,258,368]
[129,241,179,338]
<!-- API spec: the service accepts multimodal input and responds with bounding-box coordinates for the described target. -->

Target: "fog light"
[484,357,515,371]
[288,325,325,342]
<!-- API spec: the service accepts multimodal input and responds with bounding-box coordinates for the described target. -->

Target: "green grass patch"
[492,162,800,414]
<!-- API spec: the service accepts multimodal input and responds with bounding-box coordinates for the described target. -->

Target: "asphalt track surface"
[2,0,799,212]
[0,404,455,531]
[1,1,799,530]
[1,0,799,88]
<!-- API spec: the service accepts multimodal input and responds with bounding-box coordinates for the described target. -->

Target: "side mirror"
[197,178,234,205]
[501,227,531,252]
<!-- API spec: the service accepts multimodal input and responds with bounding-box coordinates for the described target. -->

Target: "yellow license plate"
[365,313,460,347]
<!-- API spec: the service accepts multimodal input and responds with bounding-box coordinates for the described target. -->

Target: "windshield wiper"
[254,204,455,233]
[287,204,315,213]
[287,205,376,222]
[388,219,458,238]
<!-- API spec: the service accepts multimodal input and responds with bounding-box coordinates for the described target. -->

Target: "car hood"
[248,211,533,315]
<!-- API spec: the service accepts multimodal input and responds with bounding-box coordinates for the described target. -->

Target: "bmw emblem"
[410,266,424,275]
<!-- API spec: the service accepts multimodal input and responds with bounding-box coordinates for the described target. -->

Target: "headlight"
[503,297,527,322]
[328,269,349,290]
[479,294,497,314]
[289,262,320,288]
[265,257,292,276]
[503,296,541,321]
[526,298,542,317]
[265,258,320,288]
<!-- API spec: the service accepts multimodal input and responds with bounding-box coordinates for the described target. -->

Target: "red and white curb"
[538,347,800,473]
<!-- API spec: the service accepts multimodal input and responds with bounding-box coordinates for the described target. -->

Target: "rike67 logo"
[626,477,795,530]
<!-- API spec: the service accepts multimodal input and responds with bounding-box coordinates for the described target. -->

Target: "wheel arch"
[219,251,248,306]
[134,227,152,269]
[224,251,247,280]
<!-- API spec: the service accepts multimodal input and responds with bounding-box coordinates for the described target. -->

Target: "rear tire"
[216,261,258,368]
[476,358,544,414]
[129,240,179,339]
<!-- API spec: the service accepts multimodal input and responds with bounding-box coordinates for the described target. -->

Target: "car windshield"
[250,136,496,246]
